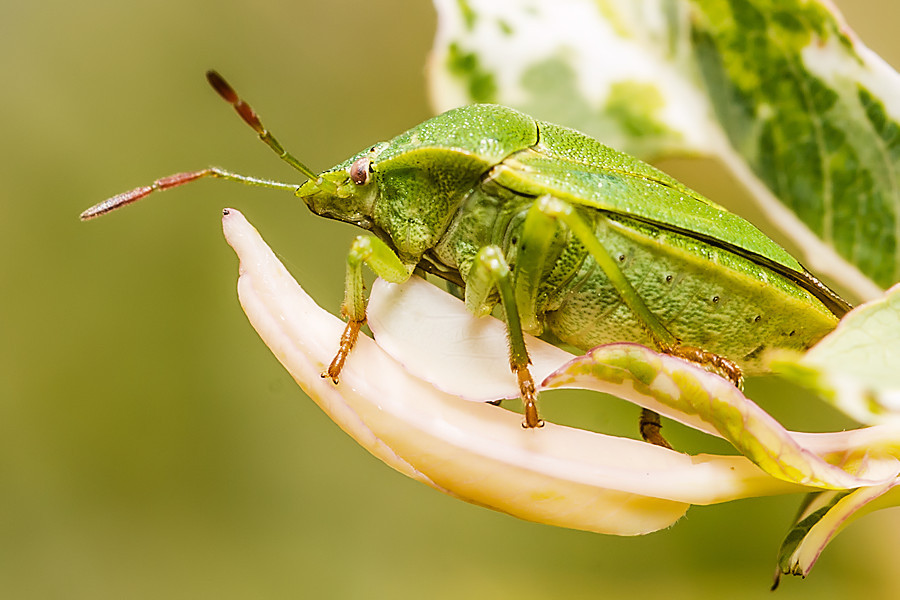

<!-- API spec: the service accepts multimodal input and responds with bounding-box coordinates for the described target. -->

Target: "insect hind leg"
[522,196,719,448]
[639,409,673,450]
[521,195,749,446]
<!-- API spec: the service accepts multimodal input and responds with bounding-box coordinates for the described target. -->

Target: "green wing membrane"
[492,120,850,317]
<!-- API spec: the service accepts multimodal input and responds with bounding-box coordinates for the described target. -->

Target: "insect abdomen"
[431,167,840,375]
[540,213,839,373]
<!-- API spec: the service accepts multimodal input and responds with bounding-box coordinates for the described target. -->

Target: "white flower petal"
[367,277,574,402]
[222,208,809,536]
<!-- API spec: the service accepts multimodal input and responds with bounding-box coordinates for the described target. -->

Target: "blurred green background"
[3,1,899,598]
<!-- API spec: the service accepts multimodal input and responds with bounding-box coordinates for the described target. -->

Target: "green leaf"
[429,0,899,297]
[688,0,900,292]
[771,283,900,424]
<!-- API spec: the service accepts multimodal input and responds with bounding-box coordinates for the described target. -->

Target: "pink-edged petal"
[544,344,888,490]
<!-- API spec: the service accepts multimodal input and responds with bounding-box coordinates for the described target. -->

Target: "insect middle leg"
[516,196,742,446]
[465,245,542,429]
[324,235,411,382]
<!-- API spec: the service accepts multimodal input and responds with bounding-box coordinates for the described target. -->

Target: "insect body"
[82,72,850,440]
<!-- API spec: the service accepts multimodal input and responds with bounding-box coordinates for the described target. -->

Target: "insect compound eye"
[349,157,372,185]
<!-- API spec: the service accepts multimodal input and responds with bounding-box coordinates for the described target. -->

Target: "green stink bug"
[81,71,850,444]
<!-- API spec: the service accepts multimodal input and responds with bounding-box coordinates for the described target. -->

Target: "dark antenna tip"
[206,70,238,103]
[203,70,319,181]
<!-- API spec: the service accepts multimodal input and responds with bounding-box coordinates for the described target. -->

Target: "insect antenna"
[206,70,319,181]
[80,168,300,221]
[80,70,325,221]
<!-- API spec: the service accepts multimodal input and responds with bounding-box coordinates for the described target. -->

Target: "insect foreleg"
[466,246,542,429]
[324,235,410,383]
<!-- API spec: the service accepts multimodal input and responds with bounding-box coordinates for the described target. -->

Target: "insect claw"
[639,409,673,449]
[515,366,543,428]
[521,417,545,429]
[326,319,363,385]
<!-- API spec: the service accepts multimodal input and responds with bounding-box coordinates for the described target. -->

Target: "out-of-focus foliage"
[3,0,900,597]
[430,0,900,299]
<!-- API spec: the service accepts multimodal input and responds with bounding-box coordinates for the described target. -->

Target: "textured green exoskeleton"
[82,72,850,438]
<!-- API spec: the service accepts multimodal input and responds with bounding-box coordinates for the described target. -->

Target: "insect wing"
[495,120,803,273]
